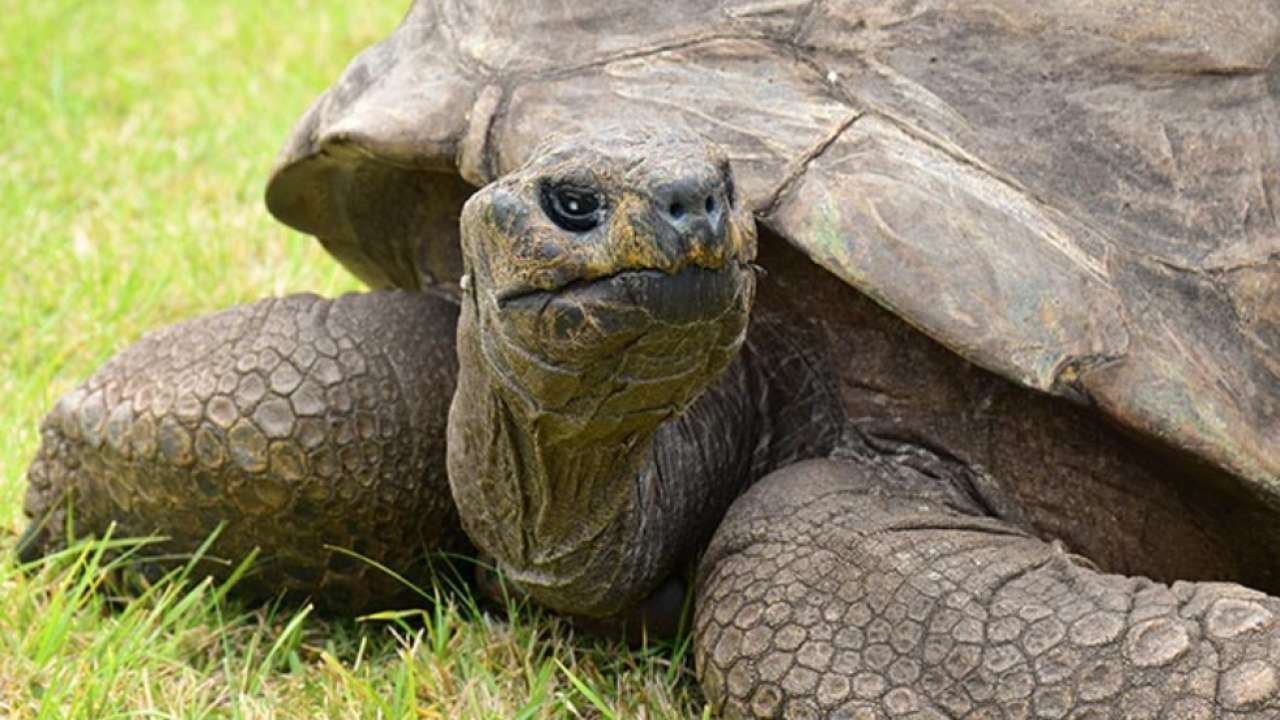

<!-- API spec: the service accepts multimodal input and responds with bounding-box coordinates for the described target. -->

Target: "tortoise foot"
[696,458,1280,718]
[20,290,465,612]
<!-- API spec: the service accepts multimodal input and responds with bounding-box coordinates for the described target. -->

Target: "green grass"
[0,2,704,717]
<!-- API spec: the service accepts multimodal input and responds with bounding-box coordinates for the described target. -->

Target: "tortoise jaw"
[494,262,754,331]
[478,261,753,391]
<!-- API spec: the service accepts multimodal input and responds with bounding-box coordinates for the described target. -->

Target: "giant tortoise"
[20,1,1280,716]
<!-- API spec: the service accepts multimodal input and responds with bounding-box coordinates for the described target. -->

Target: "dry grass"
[0,2,705,717]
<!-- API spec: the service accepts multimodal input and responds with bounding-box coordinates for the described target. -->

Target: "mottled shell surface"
[267,1,1280,500]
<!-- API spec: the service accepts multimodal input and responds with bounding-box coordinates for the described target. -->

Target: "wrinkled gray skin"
[23,129,1280,718]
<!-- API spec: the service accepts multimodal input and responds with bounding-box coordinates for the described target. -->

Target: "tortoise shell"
[266,0,1280,504]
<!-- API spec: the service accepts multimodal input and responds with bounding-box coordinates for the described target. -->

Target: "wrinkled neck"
[445,302,727,615]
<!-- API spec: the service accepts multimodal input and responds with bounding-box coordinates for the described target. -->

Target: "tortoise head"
[457,128,757,423]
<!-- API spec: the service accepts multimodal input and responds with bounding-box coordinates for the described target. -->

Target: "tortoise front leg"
[696,458,1280,718]
[20,290,466,612]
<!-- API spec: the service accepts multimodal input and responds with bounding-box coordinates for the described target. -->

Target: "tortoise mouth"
[495,262,753,328]
[481,261,754,403]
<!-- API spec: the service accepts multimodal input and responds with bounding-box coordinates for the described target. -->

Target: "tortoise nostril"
[705,195,716,214]
[669,202,686,219]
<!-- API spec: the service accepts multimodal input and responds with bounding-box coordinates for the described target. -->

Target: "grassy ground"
[0,2,704,717]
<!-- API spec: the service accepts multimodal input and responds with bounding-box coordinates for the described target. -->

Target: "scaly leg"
[20,291,465,612]
[697,458,1280,718]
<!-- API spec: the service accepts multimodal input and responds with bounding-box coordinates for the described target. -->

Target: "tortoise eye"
[541,184,603,233]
